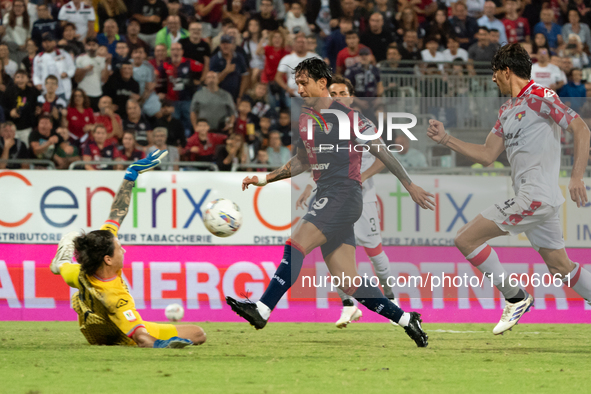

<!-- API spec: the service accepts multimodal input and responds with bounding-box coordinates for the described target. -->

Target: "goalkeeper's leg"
[50,231,81,288]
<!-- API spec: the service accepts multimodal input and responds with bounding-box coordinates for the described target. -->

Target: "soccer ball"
[203,198,243,237]
[165,303,184,322]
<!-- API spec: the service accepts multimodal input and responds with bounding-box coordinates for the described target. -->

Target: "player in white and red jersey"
[428,43,591,335]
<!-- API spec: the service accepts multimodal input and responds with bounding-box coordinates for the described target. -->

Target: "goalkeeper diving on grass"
[49,150,207,348]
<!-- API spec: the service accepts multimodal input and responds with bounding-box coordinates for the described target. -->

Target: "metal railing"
[68,160,219,171]
[0,159,57,169]
[232,163,281,171]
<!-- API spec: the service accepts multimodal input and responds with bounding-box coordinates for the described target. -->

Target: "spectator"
[148,44,169,96]
[82,124,122,170]
[95,95,123,144]
[66,88,95,145]
[377,44,403,71]
[337,0,368,33]
[345,47,383,97]
[132,0,169,49]
[166,0,190,31]
[551,56,571,83]
[195,0,226,39]
[336,31,371,75]
[124,17,151,55]
[20,39,38,80]
[186,118,227,162]
[531,47,567,91]
[75,38,108,110]
[156,15,189,55]
[36,75,68,130]
[502,0,531,44]
[209,18,237,51]
[213,25,245,57]
[223,0,248,32]
[2,0,31,63]
[33,33,75,101]
[190,71,236,133]
[425,8,454,50]
[258,30,289,85]
[325,18,352,71]
[180,22,211,81]
[32,4,61,48]
[398,30,421,62]
[466,0,486,19]
[119,130,145,162]
[562,8,591,47]
[257,115,272,149]
[276,109,291,147]
[421,36,445,72]
[209,34,249,101]
[561,34,590,69]
[468,27,497,74]
[245,82,275,125]
[372,0,396,32]
[254,148,269,171]
[285,1,311,36]
[449,1,480,50]
[148,127,180,170]
[478,1,508,44]
[53,125,81,169]
[58,0,96,41]
[559,68,586,113]
[216,132,247,171]
[0,122,29,169]
[131,46,161,117]
[307,35,322,58]
[97,0,128,34]
[6,70,38,145]
[111,41,130,68]
[242,18,265,85]
[163,42,203,133]
[102,62,141,116]
[256,0,286,19]
[266,130,290,166]
[532,32,553,61]
[57,22,85,57]
[413,0,438,24]
[0,44,18,79]
[395,6,425,41]
[156,99,186,149]
[442,35,469,62]
[533,8,563,51]
[489,28,501,47]
[394,134,427,168]
[361,12,396,63]
[96,19,122,55]
[276,35,322,102]
[234,99,255,137]
[29,115,64,163]
[122,99,152,148]
[253,0,280,31]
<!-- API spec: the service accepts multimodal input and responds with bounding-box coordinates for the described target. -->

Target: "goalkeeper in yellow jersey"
[49,150,206,348]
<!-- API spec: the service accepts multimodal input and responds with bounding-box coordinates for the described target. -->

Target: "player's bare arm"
[366,138,435,210]
[566,116,591,207]
[242,147,311,190]
[107,180,134,225]
[427,119,506,166]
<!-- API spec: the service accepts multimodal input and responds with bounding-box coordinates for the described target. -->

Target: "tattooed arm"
[242,146,310,190]
[107,180,134,225]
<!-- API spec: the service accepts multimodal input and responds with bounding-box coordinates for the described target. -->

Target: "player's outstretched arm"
[427,119,505,166]
[242,146,310,190]
[108,150,169,224]
[366,138,435,210]
[567,117,590,207]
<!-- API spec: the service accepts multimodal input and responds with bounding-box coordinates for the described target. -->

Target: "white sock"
[256,301,271,320]
[466,243,521,299]
[369,251,395,298]
[336,288,355,305]
[398,312,411,327]
[564,262,591,303]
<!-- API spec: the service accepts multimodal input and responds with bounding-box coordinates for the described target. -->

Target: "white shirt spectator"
[75,54,106,98]
[442,47,469,62]
[2,13,31,46]
[530,63,567,89]
[284,11,311,36]
[58,1,96,40]
[33,48,76,99]
[466,0,485,18]
[277,51,321,96]
[3,59,19,78]
[421,49,445,71]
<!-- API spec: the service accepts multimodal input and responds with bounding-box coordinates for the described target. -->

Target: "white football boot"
[335,306,362,328]
[493,293,534,335]
[50,231,80,274]
[390,299,400,327]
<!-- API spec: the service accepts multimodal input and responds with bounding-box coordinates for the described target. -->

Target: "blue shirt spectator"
[477,1,508,45]
[533,9,563,50]
[324,19,351,72]
[209,36,249,101]
[559,69,587,113]
[96,19,123,56]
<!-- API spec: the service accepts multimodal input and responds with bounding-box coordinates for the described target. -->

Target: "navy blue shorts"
[303,179,363,258]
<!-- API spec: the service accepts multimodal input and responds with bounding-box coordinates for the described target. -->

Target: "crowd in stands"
[0,0,590,171]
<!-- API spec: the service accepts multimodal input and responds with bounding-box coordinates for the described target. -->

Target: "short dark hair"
[294,57,332,90]
[490,28,499,33]
[478,26,490,33]
[329,74,355,96]
[63,22,76,30]
[74,230,116,277]
[345,30,359,38]
[491,43,531,80]
[45,75,58,84]
[14,69,28,78]
[196,118,209,125]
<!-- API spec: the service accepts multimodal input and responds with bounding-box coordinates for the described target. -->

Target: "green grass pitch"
[0,321,589,394]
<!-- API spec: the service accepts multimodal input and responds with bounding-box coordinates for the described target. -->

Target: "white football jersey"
[360,149,377,203]
[491,80,578,206]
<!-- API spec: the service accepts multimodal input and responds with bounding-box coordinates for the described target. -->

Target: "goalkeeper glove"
[124,149,169,181]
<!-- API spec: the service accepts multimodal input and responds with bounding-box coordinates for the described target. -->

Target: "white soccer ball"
[165,303,184,322]
[203,198,243,237]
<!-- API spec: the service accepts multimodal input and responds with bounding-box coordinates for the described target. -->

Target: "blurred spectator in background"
[425,8,454,50]
[253,0,280,31]
[562,8,591,47]
[124,18,151,55]
[132,0,169,49]
[186,118,227,162]
[395,134,427,168]
[560,33,589,68]
[148,44,169,96]
[234,99,255,137]
[6,70,38,146]
[57,22,85,56]
[180,22,211,82]
[32,4,61,48]
[156,15,188,55]
[97,0,129,34]
[20,39,38,79]
[0,44,18,78]
[559,68,587,113]
[132,46,161,117]
[534,8,563,51]
[421,35,445,72]
[259,30,289,86]
[3,0,31,63]
[531,47,566,91]
[256,0,285,20]
[210,34,249,101]
[245,82,275,125]
[254,148,269,171]
[156,100,186,150]
[29,115,64,163]
[37,75,68,131]
[361,12,396,63]
[190,71,236,133]
[83,124,122,170]
[216,132,247,171]
[257,115,272,149]
[224,0,247,32]
[102,62,140,116]
[276,33,321,103]
[66,88,95,145]
[443,35,469,62]
[167,0,190,30]
[58,0,97,41]
[94,95,123,144]
[449,1,479,50]
[242,19,265,85]
[325,18,352,72]
[111,41,131,68]
[285,1,311,36]
[96,19,123,55]
[502,0,530,43]
[372,0,395,32]
[123,99,152,148]
[378,44,403,72]
[489,28,501,47]
[468,27,496,74]
[75,38,108,110]
[336,31,371,75]
[33,33,75,101]
[276,109,292,146]
[346,47,383,97]
[148,127,179,170]
[266,130,290,166]
[395,6,424,41]
[119,130,145,162]
[478,1,508,44]
[195,0,225,39]
[0,122,29,169]
[399,30,421,63]
[53,125,80,169]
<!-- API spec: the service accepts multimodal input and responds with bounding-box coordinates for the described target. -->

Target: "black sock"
[259,242,304,310]
[351,279,404,323]
[342,299,355,307]
[506,289,526,304]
